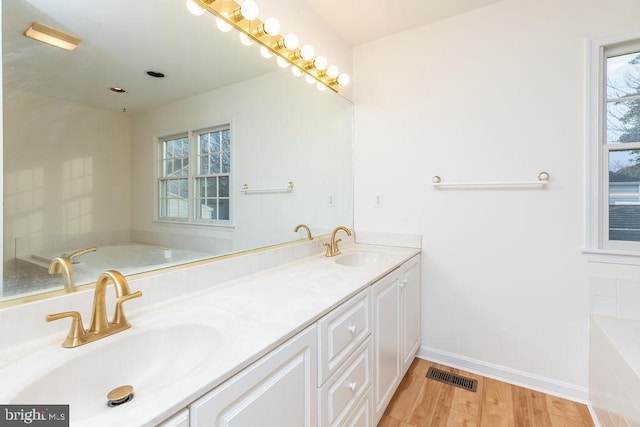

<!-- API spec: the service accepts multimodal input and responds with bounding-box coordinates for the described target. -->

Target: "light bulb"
[186,0,206,16]
[314,56,328,71]
[300,44,314,61]
[337,73,350,86]
[263,17,280,36]
[239,32,254,46]
[291,67,303,77]
[305,75,315,85]
[277,57,290,68]
[283,33,299,50]
[240,0,259,21]
[326,65,339,78]
[316,82,327,91]
[216,17,233,32]
[260,46,274,58]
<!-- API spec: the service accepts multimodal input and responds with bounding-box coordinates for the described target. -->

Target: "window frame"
[155,124,233,228]
[585,33,640,264]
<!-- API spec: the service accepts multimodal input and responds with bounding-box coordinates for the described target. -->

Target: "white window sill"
[581,248,640,266]
[153,219,235,231]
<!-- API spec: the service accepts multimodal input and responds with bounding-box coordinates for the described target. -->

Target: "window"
[158,125,231,225]
[586,36,640,261]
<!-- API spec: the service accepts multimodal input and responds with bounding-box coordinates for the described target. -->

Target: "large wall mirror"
[2,0,354,304]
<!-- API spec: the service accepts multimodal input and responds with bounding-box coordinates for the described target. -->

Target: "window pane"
[212,153,221,174]
[222,129,230,152]
[609,150,640,241]
[200,154,210,175]
[606,51,640,144]
[219,176,229,197]
[195,198,213,219]
[218,199,229,220]
[607,100,640,144]
[222,152,231,173]
[607,52,640,100]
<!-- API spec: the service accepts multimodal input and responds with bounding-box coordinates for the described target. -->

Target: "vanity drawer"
[318,337,372,427]
[318,288,371,384]
[343,386,372,427]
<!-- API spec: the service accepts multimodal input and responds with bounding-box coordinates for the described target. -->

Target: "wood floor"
[379,358,594,427]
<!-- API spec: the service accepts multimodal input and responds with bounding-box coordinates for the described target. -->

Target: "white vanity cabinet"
[189,325,318,427]
[372,254,421,424]
[162,251,420,427]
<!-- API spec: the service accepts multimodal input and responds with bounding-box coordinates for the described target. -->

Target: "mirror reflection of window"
[158,125,232,223]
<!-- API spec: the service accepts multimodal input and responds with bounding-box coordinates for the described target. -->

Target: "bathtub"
[31,244,212,285]
[590,316,640,426]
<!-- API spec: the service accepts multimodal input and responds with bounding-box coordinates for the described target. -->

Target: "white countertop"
[0,243,420,426]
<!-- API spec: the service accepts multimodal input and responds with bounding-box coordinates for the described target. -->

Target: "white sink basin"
[334,251,389,267]
[8,323,219,423]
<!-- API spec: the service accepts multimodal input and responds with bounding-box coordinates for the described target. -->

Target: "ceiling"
[3,0,505,113]
[304,0,504,45]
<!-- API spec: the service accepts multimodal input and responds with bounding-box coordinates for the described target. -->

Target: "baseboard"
[587,403,603,427]
[417,345,589,403]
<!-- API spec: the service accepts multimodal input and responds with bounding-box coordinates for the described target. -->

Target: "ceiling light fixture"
[190,0,349,92]
[186,0,207,16]
[24,22,81,51]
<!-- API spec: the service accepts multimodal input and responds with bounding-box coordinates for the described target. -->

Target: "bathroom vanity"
[0,238,421,427]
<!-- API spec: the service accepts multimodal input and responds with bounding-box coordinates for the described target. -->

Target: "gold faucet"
[294,224,313,240]
[46,270,142,348]
[66,246,97,264]
[324,226,352,257]
[48,257,74,290]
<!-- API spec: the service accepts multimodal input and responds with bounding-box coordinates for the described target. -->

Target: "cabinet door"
[400,255,421,374]
[190,325,318,427]
[372,269,402,424]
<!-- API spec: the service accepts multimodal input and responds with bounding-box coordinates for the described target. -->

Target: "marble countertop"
[0,243,420,426]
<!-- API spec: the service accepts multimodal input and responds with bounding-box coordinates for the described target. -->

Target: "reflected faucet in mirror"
[66,247,97,264]
[294,224,313,240]
[48,257,74,291]
[324,226,352,257]
[46,270,142,348]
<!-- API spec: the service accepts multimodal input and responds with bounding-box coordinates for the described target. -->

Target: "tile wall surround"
[589,273,640,426]
[590,276,640,322]
[590,317,640,426]
[0,231,420,358]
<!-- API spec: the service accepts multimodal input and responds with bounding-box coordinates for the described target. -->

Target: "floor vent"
[426,367,478,392]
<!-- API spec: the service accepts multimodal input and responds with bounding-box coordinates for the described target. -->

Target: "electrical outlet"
[328,193,335,207]
[374,193,383,208]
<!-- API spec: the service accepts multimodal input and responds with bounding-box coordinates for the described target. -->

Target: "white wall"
[129,70,353,254]
[353,0,640,399]
[3,88,132,260]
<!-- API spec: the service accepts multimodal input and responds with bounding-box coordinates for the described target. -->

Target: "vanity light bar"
[193,0,348,92]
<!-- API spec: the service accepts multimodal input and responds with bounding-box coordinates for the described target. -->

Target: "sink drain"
[107,385,134,407]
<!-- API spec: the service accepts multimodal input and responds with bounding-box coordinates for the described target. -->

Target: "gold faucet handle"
[46,311,86,348]
[113,291,142,325]
[323,242,333,257]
